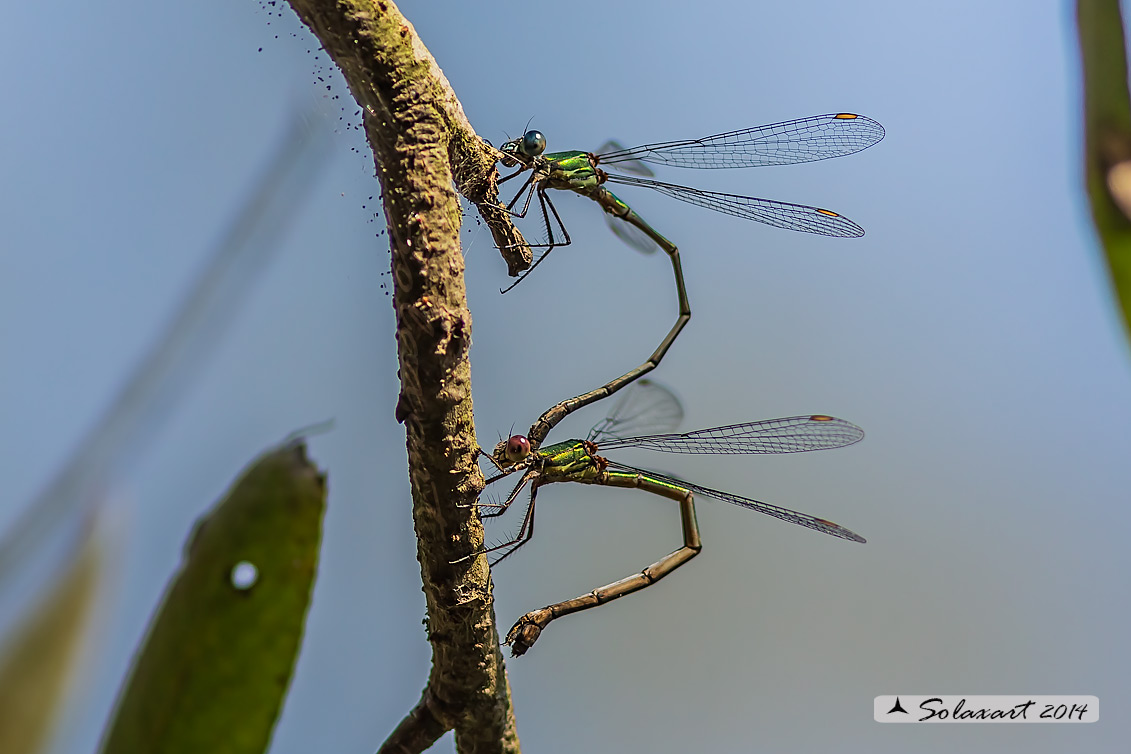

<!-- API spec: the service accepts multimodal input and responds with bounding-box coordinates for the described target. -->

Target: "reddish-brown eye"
[505,435,531,462]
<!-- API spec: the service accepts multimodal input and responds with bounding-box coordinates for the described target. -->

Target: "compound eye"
[521,130,546,157]
[505,435,531,462]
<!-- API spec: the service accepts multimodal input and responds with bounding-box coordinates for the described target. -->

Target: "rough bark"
[284,2,523,752]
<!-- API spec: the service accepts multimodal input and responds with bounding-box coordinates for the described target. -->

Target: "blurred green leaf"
[0,539,99,754]
[1078,0,1131,340]
[99,440,327,754]
[0,106,333,754]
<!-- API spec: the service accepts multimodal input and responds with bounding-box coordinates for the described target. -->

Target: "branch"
[284,2,522,752]
[293,0,529,277]
[375,687,450,754]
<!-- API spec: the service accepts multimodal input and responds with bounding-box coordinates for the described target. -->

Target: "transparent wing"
[596,140,658,252]
[604,174,864,237]
[605,215,662,254]
[596,113,885,170]
[594,140,655,176]
[588,379,685,444]
[596,415,864,455]
[606,461,866,543]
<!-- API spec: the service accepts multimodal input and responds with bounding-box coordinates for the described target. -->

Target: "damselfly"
[497,113,884,447]
[478,380,865,654]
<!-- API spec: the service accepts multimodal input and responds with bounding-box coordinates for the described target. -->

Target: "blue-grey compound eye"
[521,130,546,157]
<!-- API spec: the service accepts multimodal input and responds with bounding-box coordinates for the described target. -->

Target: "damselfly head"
[499,130,544,165]
[516,130,546,158]
[490,434,532,467]
[504,434,531,463]
[497,137,520,168]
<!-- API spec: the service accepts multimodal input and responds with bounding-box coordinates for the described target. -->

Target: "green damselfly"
[496,113,884,447]
[479,380,865,655]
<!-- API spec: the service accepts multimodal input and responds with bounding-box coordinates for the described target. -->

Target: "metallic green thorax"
[532,440,606,483]
[540,150,602,192]
[529,441,690,500]
[540,151,673,249]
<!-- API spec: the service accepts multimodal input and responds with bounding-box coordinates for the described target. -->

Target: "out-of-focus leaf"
[1078,0,1131,340]
[0,104,332,754]
[0,538,99,754]
[99,440,327,754]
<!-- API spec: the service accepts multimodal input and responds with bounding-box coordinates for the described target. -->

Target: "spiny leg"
[450,470,535,564]
[478,444,515,477]
[496,165,529,188]
[540,187,572,248]
[479,469,534,520]
[503,173,538,218]
[488,482,541,567]
[526,209,691,446]
[488,170,565,239]
[506,472,702,656]
[496,176,571,249]
[500,189,574,294]
[453,447,519,510]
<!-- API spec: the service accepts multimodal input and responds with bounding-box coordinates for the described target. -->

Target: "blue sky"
[2,1,1129,752]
